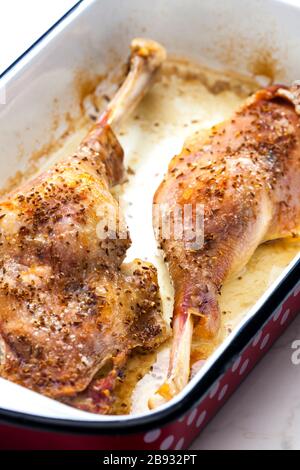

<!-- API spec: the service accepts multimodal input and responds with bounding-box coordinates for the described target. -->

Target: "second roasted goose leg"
[150,82,300,407]
[0,38,167,414]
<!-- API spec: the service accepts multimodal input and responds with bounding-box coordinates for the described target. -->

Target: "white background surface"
[1,0,300,450]
[0,0,76,74]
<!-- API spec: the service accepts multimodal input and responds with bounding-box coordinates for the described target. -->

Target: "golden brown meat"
[151,82,300,407]
[0,38,167,414]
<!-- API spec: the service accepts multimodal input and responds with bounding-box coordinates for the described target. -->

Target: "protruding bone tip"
[130,38,167,69]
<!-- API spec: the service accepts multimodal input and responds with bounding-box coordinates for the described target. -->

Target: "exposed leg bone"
[80,38,166,187]
[149,312,193,409]
[98,38,166,129]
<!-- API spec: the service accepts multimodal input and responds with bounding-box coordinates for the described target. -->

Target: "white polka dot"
[178,415,185,422]
[196,410,207,428]
[252,330,262,347]
[175,437,185,450]
[218,384,228,401]
[239,358,249,376]
[280,309,290,325]
[293,283,300,297]
[160,435,174,450]
[144,428,161,443]
[231,356,241,372]
[273,306,282,322]
[260,333,270,350]
[187,408,197,426]
[209,381,219,399]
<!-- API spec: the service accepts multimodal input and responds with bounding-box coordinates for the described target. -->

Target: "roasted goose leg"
[150,82,300,407]
[0,38,167,414]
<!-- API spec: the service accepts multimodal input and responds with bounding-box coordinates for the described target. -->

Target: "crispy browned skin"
[153,83,300,402]
[0,124,166,413]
